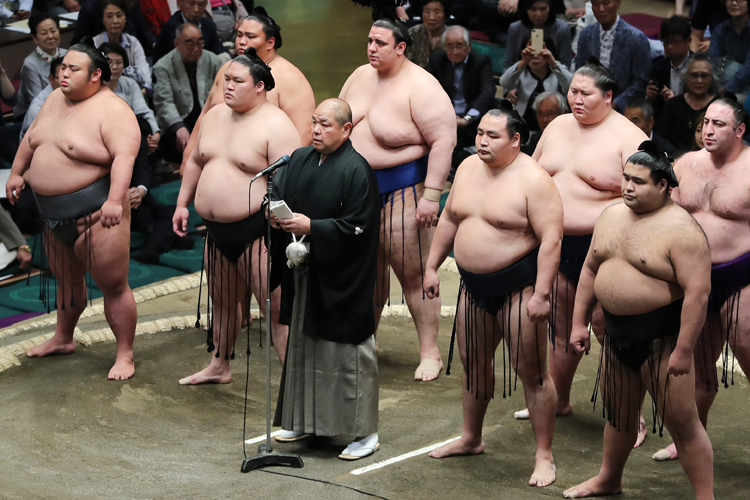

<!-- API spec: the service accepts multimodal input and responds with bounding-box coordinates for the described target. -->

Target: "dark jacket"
[428,50,497,118]
[72,0,157,50]
[649,52,692,116]
[153,12,228,64]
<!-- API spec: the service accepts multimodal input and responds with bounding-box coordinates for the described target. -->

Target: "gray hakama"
[274,265,379,437]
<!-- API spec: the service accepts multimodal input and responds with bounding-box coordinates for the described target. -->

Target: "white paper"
[58,12,79,21]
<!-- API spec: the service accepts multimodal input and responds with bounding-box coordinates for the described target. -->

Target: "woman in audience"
[504,0,571,73]
[14,13,66,120]
[500,34,571,131]
[406,0,448,68]
[94,0,152,92]
[693,110,706,151]
[657,53,718,153]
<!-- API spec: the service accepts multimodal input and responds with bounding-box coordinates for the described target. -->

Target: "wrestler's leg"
[507,286,557,487]
[563,349,640,498]
[430,292,499,458]
[248,238,288,365]
[372,204,389,335]
[646,339,714,500]
[83,204,137,380]
[180,249,243,385]
[389,184,442,380]
[546,273,579,415]
[27,230,87,358]
[726,286,750,390]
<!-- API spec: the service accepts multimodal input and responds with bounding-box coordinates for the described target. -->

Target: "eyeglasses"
[445,43,467,52]
[180,38,205,49]
[662,38,686,46]
[108,59,124,67]
[688,72,711,80]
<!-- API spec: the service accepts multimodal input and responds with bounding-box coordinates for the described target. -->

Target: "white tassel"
[286,234,308,268]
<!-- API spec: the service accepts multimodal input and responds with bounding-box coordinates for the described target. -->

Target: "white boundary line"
[349,436,460,475]
[244,430,283,444]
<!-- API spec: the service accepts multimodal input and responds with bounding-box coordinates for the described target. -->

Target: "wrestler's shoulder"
[271,55,307,79]
[672,149,704,175]
[544,113,577,132]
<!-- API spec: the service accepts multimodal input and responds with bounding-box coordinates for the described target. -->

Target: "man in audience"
[521,91,568,155]
[648,15,693,117]
[428,25,496,166]
[153,0,228,63]
[624,99,674,155]
[20,57,63,142]
[153,23,223,165]
[575,0,651,111]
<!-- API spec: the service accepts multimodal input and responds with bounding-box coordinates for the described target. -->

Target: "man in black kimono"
[271,98,382,460]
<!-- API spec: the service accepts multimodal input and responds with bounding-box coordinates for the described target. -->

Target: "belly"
[692,211,750,264]
[350,116,429,170]
[594,259,682,315]
[194,162,265,222]
[25,145,110,196]
[454,218,539,274]
[553,173,621,234]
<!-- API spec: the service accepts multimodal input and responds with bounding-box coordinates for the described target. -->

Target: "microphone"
[251,155,290,181]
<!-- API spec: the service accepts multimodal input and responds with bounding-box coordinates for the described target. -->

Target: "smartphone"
[531,29,543,54]
[270,200,294,219]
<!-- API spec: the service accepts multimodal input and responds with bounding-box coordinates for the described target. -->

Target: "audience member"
[93,0,152,92]
[153,23,223,164]
[709,0,750,100]
[692,110,706,150]
[623,98,675,155]
[153,0,228,63]
[19,57,63,142]
[500,34,571,131]
[14,13,66,120]
[504,0,573,73]
[0,205,31,273]
[428,25,495,155]
[448,0,528,45]
[0,61,21,165]
[208,0,250,42]
[140,0,172,37]
[648,15,693,117]
[563,0,585,18]
[690,0,731,52]
[575,0,651,111]
[406,0,448,69]
[657,53,718,152]
[0,0,30,20]
[520,90,568,155]
[73,0,157,52]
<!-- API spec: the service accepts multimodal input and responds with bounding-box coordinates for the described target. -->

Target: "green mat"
[150,181,201,232]
[0,305,24,317]
[0,275,103,313]
[471,40,505,76]
[158,237,205,274]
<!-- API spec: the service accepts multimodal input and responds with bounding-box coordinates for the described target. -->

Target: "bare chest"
[350,79,421,148]
[198,127,267,174]
[593,222,675,281]
[678,168,750,220]
[452,177,530,230]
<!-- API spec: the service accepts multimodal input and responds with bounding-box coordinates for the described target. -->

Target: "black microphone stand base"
[241,445,304,472]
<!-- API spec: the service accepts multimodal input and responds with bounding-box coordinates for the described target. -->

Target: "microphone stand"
[241,170,303,473]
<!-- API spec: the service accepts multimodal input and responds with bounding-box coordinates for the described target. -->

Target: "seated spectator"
[709,0,750,100]
[153,23,223,164]
[93,0,153,92]
[657,53,718,152]
[521,90,568,155]
[141,0,175,37]
[500,34,571,130]
[20,57,63,142]
[623,98,675,155]
[504,0,572,73]
[36,0,82,17]
[73,0,157,53]
[647,15,693,117]
[575,0,651,111]
[563,0,586,18]
[14,13,67,120]
[0,0,30,20]
[0,60,21,165]
[428,25,496,152]
[406,0,448,69]
[693,110,706,150]
[0,205,31,274]
[208,0,250,42]
[690,0,731,52]
[153,0,228,63]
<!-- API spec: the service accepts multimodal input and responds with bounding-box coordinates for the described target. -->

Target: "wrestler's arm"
[276,73,315,147]
[526,169,564,323]
[100,102,141,228]
[423,175,461,299]
[179,65,226,176]
[173,123,208,237]
[669,154,690,204]
[531,123,548,161]
[6,125,34,203]
[411,77,457,226]
[570,215,606,352]
[669,222,712,376]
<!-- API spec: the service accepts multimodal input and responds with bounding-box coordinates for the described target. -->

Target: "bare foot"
[652,442,678,461]
[414,357,443,382]
[634,415,647,448]
[529,457,556,487]
[563,475,622,498]
[429,436,484,458]
[108,355,135,380]
[178,364,232,385]
[27,336,76,357]
[556,402,573,416]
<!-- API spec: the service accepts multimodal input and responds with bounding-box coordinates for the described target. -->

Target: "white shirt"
[670,57,688,95]
[598,15,620,68]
